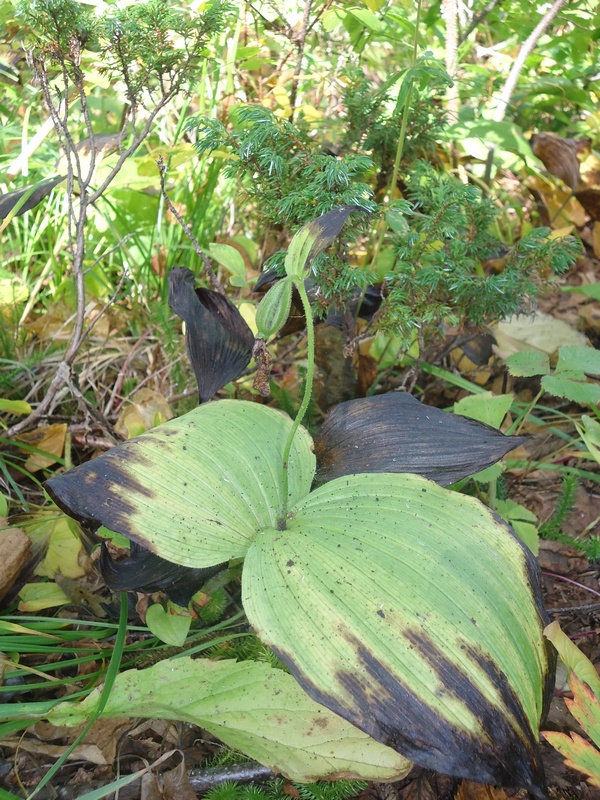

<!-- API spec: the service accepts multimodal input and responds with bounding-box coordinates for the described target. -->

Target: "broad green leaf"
[556,345,600,376]
[347,7,384,31]
[541,374,600,406]
[47,657,412,782]
[47,401,315,568]
[505,351,550,378]
[544,621,600,697]
[244,473,551,797]
[454,392,514,429]
[209,243,248,287]
[145,604,191,646]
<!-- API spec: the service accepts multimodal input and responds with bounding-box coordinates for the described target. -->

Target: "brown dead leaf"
[115,388,173,440]
[455,780,527,800]
[15,423,67,472]
[29,717,131,764]
[0,525,30,601]
[161,758,197,800]
[526,175,587,228]
[531,132,581,191]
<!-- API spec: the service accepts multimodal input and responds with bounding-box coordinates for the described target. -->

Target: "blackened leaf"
[285,206,361,279]
[243,473,553,798]
[99,542,225,606]
[46,401,315,568]
[168,267,254,403]
[314,393,525,485]
[0,176,64,220]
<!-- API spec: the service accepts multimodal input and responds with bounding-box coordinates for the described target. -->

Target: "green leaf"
[453,392,514,429]
[47,401,315,568]
[576,415,600,465]
[285,207,358,279]
[541,374,600,406]
[346,7,385,32]
[0,399,33,415]
[145,604,191,646]
[562,283,600,301]
[209,243,248,287]
[18,582,69,612]
[47,657,412,782]
[505,351,550,378]
[556,346,600,376]
[544,621,600,697]
[495,499,539,555]
[256,277,293,340]
[243,473,551,797]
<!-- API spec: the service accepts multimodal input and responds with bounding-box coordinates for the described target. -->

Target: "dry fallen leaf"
[0,525,30,602]
[492,311,589,360]
[531,132,581,191]
[16,423,67,472]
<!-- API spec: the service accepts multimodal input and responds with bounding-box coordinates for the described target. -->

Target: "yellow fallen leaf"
[18,582,69,612]
[16,423,67,472]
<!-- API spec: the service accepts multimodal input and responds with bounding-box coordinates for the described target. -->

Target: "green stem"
[369,0,421,271]
[280,279,315,522]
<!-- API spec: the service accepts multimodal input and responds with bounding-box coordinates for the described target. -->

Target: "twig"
[33,761,276,800]
[491,0,568,123]
[549,603,600,615]
[458,0,504,44]
[289,0,314,114]
[157,158,225,294]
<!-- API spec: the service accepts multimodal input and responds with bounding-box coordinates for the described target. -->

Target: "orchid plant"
[45,208,554,797]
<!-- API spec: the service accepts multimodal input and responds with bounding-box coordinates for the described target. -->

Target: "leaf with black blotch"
[285,206,363,278]
[0,176,64,220]
[314,393,525,485]
[99,542,225,606]
[168,267,254,403]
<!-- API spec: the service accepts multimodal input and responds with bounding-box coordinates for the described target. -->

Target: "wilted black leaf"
[168,267,254,402]
[314,392,525,485]
[304,205,361,265]
[0,176,64,220]
[99,542,225,606]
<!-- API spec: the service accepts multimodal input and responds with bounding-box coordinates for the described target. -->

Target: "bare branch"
[157,158,225,294]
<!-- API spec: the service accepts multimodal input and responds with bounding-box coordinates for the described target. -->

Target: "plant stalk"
[280,279,315,522]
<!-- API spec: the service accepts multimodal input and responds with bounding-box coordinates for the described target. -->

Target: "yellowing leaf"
[114,388,173,440]
[16,424,67,472]
[18,582,69,612]
[26,512,86,580]
[544,621,600,697]
[48,657,412,782]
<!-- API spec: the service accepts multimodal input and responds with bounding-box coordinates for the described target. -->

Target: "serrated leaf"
[314,394,525,486]
[543,730,600,789]
[541,374,600,405]
[555,345,600,376]
[564,674,600,750]
[544,621,600,697]
[46,401,315,568]
[47,657,412,782]
[243,473,552,797]
[454,392,514,429]
[505,351,550,378]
